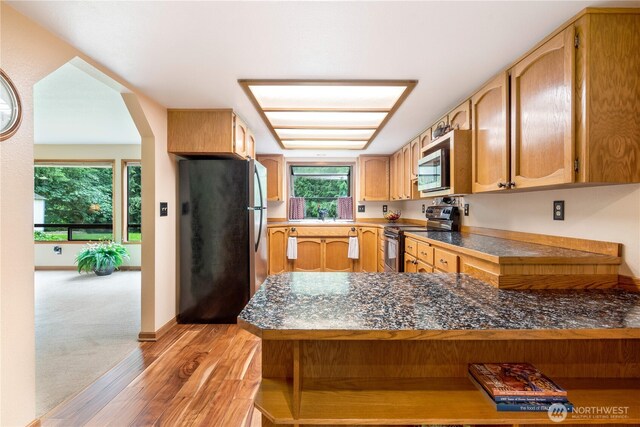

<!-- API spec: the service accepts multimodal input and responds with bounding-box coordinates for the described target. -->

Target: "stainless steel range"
[383,205,460,272]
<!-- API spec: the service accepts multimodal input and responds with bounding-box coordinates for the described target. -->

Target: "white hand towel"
[287,237,298,260]
[348,236,359,259]
[388,241,397,259]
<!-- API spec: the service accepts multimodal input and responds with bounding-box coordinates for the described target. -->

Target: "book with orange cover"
[469,363,567,397]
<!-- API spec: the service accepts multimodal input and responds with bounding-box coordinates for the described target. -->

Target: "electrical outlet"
[358,205,365,213]
[464,204,469,216]
[160,202,168,217]
[382,205,388,213]
[553,200,564,220]
[422,204,426,213]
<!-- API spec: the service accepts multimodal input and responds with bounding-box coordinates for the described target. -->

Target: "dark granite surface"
[404,231,614,259]
[239,273,640,331]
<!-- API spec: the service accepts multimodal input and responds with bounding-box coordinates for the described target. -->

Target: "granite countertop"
[239,273,640,336]
[404,231,619,263]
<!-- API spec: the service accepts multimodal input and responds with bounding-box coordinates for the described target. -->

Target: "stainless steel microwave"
[417,148,450,192]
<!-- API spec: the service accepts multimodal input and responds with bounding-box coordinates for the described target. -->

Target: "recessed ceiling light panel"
[239,79,417,150]
[283,140,366,149]
[266,111,387,127]
[275,128,375,140]
[248,85,407,109]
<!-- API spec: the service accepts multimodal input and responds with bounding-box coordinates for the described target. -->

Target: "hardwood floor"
[35,324,262,427]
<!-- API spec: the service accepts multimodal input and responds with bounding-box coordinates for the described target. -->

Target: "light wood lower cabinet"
[358,227,378,272]
[268,227,289,275]
[404,253,418,272]
[324,238,353,272]
[416,260,434,273]
[269,227,359,273]
[434,248,460,273]
[293,238,323,272]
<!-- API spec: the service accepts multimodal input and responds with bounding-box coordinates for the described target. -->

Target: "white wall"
[401,184,640,277]
[34,144,141,267]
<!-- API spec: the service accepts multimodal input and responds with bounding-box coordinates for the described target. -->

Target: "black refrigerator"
[178,159,268,323]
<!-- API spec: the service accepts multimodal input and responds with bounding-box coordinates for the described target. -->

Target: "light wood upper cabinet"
[246,130,256,159]
[449,100,472,131]
[390,151,399,200]
[396,147,407,200]
[420,128,432,150]
[510,27,575,190]
[358,156,389,201]
[573,13,640,184]
[471,72,510,193]
[402,144,411,199]
[358,227,378,272]
[257,155,284,201]
[410,137,420,180]
[234,115,248,158]
[268,227,289,275]
[168,109,254,159]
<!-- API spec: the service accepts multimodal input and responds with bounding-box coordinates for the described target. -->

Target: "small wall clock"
[0,69,22,141]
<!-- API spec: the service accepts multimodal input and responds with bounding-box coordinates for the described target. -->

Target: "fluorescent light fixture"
[266,111,387,127]
[248,85,407,109]
[283,140,366,149]
[238,80,417,150]
[276,128,375,140]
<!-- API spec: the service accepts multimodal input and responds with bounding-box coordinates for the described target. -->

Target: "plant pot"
[94,265,115,276]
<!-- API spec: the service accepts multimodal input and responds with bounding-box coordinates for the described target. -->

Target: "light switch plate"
[358,205,365,213]
[160,202,168,217]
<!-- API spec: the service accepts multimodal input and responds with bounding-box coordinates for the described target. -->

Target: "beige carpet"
[35,270,140,416]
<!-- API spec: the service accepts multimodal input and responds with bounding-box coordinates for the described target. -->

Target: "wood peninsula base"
[256,337,640,426]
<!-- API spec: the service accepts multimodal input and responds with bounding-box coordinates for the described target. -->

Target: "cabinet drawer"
[416,242,434,265]
[404,238,418,258]
[434,248,459,273]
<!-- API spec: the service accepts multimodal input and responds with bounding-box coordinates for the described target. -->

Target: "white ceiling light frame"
[239,80,417,150]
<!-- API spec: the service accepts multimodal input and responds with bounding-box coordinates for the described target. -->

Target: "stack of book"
[468,362,573,412]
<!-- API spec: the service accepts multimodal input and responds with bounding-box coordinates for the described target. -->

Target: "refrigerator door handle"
[254,168,265,252]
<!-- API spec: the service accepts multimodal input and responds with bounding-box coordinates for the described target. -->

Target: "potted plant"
[75,241,130,276]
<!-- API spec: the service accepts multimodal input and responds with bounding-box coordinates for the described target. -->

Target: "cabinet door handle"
[439,258,448,264]
[497,182,507,188]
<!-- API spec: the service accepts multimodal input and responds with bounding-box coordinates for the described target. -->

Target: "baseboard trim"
[35,266,141,271]
[618,275,640,292]
[138,316,177,342]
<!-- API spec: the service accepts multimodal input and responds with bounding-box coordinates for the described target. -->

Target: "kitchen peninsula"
[239,272,640,426]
